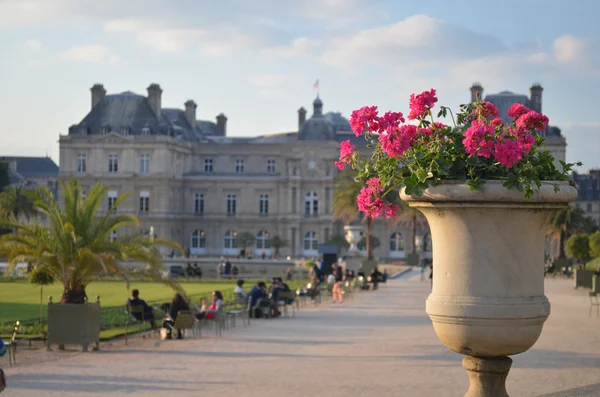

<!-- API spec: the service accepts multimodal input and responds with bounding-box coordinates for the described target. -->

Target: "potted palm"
[338,89,580,396]
[0,179,181,351]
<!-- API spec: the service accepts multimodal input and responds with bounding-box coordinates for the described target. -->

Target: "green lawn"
[0,279,305,325]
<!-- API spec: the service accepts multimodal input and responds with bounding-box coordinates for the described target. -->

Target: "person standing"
[420,260,426,281]
[332,264,344,303]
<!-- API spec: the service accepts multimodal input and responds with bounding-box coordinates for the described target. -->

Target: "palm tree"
[0,178,182,304]
[0,185,36,221]
[548,205,586,260]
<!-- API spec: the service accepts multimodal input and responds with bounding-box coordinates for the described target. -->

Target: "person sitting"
[162,293,190,339]
[195,291,224,320]
[247,281,270,318]
[126,289,158,331]
[234,279,247,299]
[371,267,382,290]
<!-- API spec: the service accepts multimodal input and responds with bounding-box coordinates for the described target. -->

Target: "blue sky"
[0,0,598,171]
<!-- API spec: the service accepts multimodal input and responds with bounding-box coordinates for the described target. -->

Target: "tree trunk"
[366,217,373,260]
[61,285,88,304]
[412,214,418,254]
[558,230,566,260]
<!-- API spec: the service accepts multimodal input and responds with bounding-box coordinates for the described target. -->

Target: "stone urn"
[344,225,363,256]
[401,181,577,397]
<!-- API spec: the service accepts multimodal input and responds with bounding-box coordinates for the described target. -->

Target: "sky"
[0,0,599,171]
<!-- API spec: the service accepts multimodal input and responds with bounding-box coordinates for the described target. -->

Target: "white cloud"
[247,74,291,87]
[23,39,42,51]
[553,35,588,63]
[59,44,118,64]
[261,38,320,59]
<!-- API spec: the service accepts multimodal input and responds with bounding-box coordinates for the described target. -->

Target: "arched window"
[390,232,405,252]
[256,230,270,249]
[304,231,319,251]
[224,230,237,249]
[191,229,206,249]
[304,191,318,216]
[142,126,151,136]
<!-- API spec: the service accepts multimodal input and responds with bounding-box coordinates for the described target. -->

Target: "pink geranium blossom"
[379,125,417,158]
[378,111,405,132]
[384,203,398,219]
[349,106,379,137]
[516,111,549,132]
[335,139,355,170]
[408,89,438,120]
[507,103,530,120]
[357,177,387,218]
[462,120,496,158]
[494,138,523,168]
[473,101,499,119]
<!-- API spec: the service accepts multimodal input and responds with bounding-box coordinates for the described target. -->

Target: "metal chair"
[589,292,599,318]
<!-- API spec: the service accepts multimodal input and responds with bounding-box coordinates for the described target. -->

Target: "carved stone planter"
[401,181,577,397]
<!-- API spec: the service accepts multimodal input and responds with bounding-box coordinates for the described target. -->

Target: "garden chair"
[125,305,152,345]
[589,292,599,318]
[6,321,18,366]
[276,291,296,318]
[168,311,197,339]
[227,293,249,327]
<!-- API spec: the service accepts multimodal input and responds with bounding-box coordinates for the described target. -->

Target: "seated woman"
[195,291,224,320]
[162,293,190,339]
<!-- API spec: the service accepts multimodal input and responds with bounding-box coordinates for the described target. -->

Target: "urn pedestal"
[344,225,364,272]
[401,181,577,397]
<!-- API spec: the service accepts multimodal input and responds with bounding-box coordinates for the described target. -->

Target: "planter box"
[47,303,100,351]
[574,269,596,289]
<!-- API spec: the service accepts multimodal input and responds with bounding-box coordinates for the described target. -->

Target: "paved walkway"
[4,272,600,396]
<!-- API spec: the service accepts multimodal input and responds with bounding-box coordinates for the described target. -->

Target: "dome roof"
[313,97,323,106]
[298,117,335,141]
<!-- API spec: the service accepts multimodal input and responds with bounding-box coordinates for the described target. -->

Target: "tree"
[565,233,590,266]
[580,217,599,235]
[327,235,350,250]
[236,232,255,253]
[267,235,287,258]
[0,185,37,221]
[548,206,586,260]
[29,266,54,328]
[358,236,380,251]
[0,162,9,191]
[0,178,182,304]
[589,231,600,259]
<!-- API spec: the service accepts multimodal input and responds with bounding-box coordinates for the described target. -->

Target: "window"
[259,194,269,215]
[575,203,580,209]
[587,203,592,212]
[304,231,319,251]
[227,194,236,215]
[204,159,213,173]
[292,187,297,213]
[142,126,150,136]
[139,191,150,213]
[109,230,117,243]
[235,159,245,173]
[76,154,87,173]
[256,231,270,249]
[267,159,276,173]
[121,126,130,136]
[194,193,204,215]
[304,191,318,216]
[191,229,206,249]
[140,154,150,174]
[101,125,110,135]
[224,230,237,249]
[107,190,117,210]
[80,127,88,136]
[108,154,118,173]
[390,233,405,252]
[325,187,330,213]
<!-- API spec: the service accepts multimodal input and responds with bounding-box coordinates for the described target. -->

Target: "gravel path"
[3,272,600,396]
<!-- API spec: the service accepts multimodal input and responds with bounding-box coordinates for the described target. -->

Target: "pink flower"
[350,106,379,137]
[357,187,384,218]
[518,133,536,154]
[378,111,405,132]
[408,89,438,120]
[516,111,549,132]
[494,138,523,168]
[418,127,433,135]
[335,160,345,171]
[384,203,398,219]
[366,177,384,194]
[432,122,448,130]
[490,118,503,126]
[473,101,499,119]
[462,120,496,158]
[379,125,417,158]
[507,103,530,120]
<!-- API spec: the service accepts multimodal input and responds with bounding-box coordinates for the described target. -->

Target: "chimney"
[470,82,483,102]
[147,83,163,120]
[298,107,307,129]
[530,83,543,113]
[90,84,106,109]
[184,100,197,129]
[216,113,227,136]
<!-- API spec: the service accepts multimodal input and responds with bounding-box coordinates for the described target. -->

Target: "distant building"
[469,83,567,170]
[0,156,59,195]
[59,83,429,259]
[572,170,600,225]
